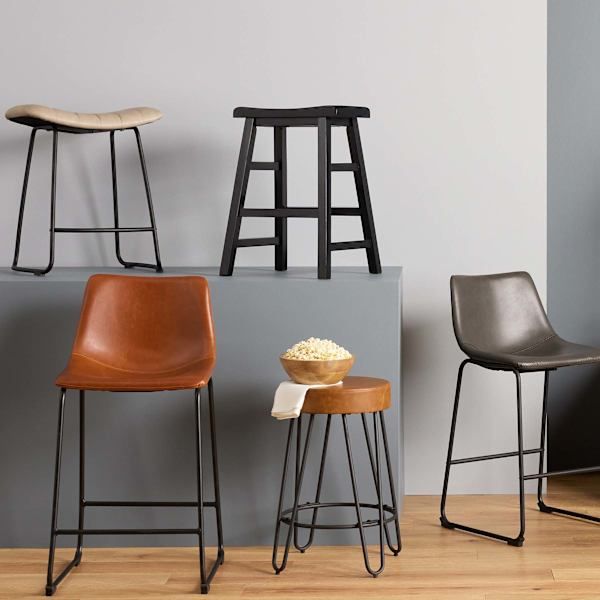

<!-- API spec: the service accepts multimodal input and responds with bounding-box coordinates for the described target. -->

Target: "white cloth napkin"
[271,380,342,420]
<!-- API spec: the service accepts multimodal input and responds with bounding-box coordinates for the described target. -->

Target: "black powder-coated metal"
[45,381,223,596]
[11,126,162,275]
[219,111,382,279]
[272,412,401,577]
[440,361,600,547]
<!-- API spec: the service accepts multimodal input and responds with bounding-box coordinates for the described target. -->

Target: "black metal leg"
[346,118,381,274]
[46,389,81,596]
[207,379,225,564]
[294,414,331,552]
[362,412,402,555]
[110,131,128,269]
[274,126,287,271]
[120,127,163,272]
[195,388,209,594]
[220,118,257,276]
[317,117,331,279]
[440,360,526,546]
[13,128,57,276]
[74,391,85,566]
[12,128,37,271]
[272,415,314,574]
[272,419,296,574]
[379,411,402,554]
[342,414,384,577]
[535,372,600,523]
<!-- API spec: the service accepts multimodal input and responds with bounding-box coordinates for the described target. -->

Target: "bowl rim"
[279,355,354,362]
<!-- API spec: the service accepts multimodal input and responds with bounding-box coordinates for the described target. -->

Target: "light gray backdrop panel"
[0,267,402,547]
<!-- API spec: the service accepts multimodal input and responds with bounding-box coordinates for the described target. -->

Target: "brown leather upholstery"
[56,275,216,391]
[302,376,390,414]
[451,271,600,371]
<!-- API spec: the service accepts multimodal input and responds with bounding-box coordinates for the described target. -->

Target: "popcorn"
[282,337,352,361]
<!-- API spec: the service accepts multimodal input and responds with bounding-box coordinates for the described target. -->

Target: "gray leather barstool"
[441,271,600,546]
[5,104,163,275]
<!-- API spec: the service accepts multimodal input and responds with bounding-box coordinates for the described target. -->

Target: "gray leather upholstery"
[451,271,600,371]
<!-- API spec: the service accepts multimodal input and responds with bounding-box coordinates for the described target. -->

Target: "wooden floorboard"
[3,476,600,599]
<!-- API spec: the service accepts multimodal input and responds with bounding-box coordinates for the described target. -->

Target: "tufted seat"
[5,104,162,132]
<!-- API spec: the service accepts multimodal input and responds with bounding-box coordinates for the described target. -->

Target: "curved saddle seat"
[451,271,600,371]
[55,274,216,391]
[302,376,390,414]
[5,104,162,132]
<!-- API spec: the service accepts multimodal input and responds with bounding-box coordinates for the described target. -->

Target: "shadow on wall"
[548,364,600,472]
[0,128,229,268]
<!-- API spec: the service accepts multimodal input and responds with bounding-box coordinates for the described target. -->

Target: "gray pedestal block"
[0,267,402,547]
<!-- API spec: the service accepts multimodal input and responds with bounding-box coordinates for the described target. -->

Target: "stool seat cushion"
[302,376,390,414]
[5,104,162,131]
[233,106,370,119]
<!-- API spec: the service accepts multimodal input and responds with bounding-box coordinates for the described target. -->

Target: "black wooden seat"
[233,106,370,119]
[220,105,381,279]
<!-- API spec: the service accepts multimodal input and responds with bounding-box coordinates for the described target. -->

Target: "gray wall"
[548,0,600,470]
[0,0,547,494]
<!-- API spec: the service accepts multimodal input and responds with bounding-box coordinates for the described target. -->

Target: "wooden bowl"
[279,356,354,385]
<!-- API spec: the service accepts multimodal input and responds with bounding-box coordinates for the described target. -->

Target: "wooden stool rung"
[250,161,280,171]
[330,162,359,171]
[237,236,280,247]
[241,208,318,218]
[330,240,372,251]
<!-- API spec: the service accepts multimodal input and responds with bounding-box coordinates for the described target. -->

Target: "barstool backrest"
[71,274,216,373]
[450,271,554,358]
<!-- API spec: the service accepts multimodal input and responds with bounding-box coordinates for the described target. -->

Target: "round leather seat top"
[302,376,391,415]
[5,104,162,132]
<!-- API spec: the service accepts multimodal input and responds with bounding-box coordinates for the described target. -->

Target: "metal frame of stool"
[440,359,600,547]
[12,125,162,276]
[45,379,223,596]
[272,412,401,578]
[220,115,381,279]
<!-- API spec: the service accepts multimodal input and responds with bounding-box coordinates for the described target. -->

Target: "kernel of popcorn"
[282,337,352,360]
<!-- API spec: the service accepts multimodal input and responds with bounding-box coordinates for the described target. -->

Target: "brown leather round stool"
[45,275,223,595]
[272,376,402,577]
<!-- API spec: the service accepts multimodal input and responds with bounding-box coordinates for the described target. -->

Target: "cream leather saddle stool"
[5,104,163,275]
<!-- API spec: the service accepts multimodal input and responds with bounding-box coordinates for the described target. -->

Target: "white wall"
[0,0,546,493]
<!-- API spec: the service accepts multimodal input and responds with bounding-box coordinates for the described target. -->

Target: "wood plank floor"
[3,476,600,599]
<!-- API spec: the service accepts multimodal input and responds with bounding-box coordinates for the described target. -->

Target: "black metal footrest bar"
[330,240,372,251]
[54,227,154,233]
[56,528,200,535]
[523,464,600,480]
[83,500,217,507]
[279,501,397,530]
[237,236,279,247]
[451,448,542,465]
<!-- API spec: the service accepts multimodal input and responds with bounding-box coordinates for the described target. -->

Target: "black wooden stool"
[272,377,401,577]
[5,104,163,275]
[220,106,382,279]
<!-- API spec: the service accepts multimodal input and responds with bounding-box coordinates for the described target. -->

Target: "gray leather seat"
[451,271,600,371]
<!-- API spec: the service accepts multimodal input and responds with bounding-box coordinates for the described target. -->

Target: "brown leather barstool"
[272,376,402,577]
[6,104,163,275]
[45,275,223,596]
[441,271,600,546]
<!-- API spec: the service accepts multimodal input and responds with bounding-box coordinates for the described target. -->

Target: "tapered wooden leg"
[317,118,331,279]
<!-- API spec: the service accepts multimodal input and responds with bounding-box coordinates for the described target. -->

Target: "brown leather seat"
[301,376,390,414]
[56,275,216,391]
[451,271,600,371]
